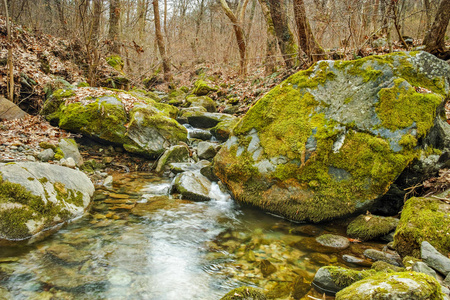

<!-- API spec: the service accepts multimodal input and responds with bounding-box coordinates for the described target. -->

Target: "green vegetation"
[394,196,450,257]
[106,55,124,72]
[220,286,267,300]
[347,214,399,241]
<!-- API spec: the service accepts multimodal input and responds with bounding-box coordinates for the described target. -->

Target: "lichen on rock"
[214,51,450,223]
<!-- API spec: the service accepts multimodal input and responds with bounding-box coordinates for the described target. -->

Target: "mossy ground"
[393,196,450,257]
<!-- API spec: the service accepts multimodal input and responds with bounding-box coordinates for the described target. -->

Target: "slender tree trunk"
[258,0,278,74]
[423,0,450,53]
[266,0,297,68]
[92,0,102,43]
[3,0,14,102]
[55,0,68,34]
[191,0,206,61]
[245,0,257,42]
[293,0,326,63]
[152,0,172,82]
[219,0,249,76]
[423,0,432,32]
[109,0,121,54]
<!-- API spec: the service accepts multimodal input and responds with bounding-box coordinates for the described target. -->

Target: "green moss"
[394,196,450,257]
[371,261,405,272]
[192,80,217,96]
[54,148,64,160]
[106,55,124,72]
[40,89,76,121]
[376,78,442,137]
[335,272,444,300]
[327,266,376,288]
[58,99,129,144]
[220,286,267,300]
[39,142,57,151]
[77,82,90,88]
[399,134,418,150]
[347,214,399,241]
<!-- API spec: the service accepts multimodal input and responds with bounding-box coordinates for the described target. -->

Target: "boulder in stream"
[0,162,94,244]
[214,51,450,223]
[171,171,212,201]
[347,214,399,241]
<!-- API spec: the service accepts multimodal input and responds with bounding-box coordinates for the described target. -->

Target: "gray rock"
[37,148,55,162]
[171,171,212,201]
[0,96,27,120]
[103,175,113,188]
[412,261,438,278]
[200,164,218,182]
[0,162,94,243]
[197,142,217,160]
[58,139,83,166]
[155,145,191,173]
[312,266,373,296]
[189,128,213,140]
[445,273,450,287]
[316,234,350,250]
[364,249,403,267]
[422,241,450,276]
[60,157,76,168]
[335,271,443,300]
[184,111,236,129]
[342,254,372,267]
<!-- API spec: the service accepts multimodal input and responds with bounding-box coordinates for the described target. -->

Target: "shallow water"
[0,172,383,299]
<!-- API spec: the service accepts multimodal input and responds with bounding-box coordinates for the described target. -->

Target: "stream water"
[0,172,384,299]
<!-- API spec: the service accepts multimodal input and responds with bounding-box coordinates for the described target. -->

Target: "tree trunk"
[92,0,102,43]
[3,0,14,102]
[423,0,432,32]
[55,0,68,34]
[258,0,278,74]
[293,0,326,63]
[109,0,121,54]
[219,0,248,76]
[423,0,450,53]
[152,0,172,82]
[266,0,297,68]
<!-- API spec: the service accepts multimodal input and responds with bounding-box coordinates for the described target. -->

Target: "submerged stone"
[214,51,450,223]
[316,234,350,250]
[220,286,267,300]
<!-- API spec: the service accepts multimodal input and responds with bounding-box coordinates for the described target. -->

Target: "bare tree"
[219,0,250,76]
[258,0,278,74]
[293,0,326,63]
[152,0,172,82]
[3,0,14,102]
[109,0,121,54]
[423,0,450,54]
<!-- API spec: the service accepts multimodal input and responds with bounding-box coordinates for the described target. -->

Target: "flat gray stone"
[422,241,450,276]
[412,261,437,278]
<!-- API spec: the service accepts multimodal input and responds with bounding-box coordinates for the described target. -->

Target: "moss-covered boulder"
[192,80,217,96]
[214,51,450,223]
[155,144,191,173]
[41,87,187,158]
[312,266,376,295]
[211,117,240,142]
[394,196,450,258]
[185,95,217,112]
[335,272,444,300]
[123,104,187,158]
[347,214,399,241]
[0,162,94,244]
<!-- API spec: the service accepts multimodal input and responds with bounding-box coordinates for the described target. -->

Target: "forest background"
[0,0,449,110]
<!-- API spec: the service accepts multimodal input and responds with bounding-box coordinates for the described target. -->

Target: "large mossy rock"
[214,52,450,223]
[335,272,444,300]
[0,162,94,244]
[394,196,450,258]
[41,88,187,158]
[123,104,188,157]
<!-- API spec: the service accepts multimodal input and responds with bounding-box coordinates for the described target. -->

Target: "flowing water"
[0,172,383,299]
